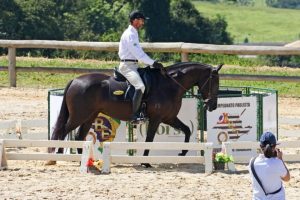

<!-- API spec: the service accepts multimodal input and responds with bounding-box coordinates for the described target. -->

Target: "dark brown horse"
[49,62,222,165]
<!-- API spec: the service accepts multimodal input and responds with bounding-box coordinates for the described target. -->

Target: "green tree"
[137,0,171,42]
[15,0,63,40]
[0,0,24,39]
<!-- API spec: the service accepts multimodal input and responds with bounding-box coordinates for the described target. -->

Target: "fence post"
[0,139,8,170]
[223,142,236,172]
[181,52,189,62]
[204,143,213,173]
[80,141,94,173]
[8,48,16,87]
[102,142,111,174]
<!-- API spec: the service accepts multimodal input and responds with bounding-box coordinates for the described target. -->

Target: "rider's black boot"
[131,89,144,124]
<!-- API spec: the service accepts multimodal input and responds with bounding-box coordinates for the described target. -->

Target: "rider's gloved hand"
[152,61,164,70]
[153,61,167,77]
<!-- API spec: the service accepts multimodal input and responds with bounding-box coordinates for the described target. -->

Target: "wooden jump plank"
[110,142,208,150]
[111,155,204,164]
[4,139,86,148]
[6,153,81,162]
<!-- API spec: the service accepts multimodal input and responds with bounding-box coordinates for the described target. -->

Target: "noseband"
[199,69,214,101]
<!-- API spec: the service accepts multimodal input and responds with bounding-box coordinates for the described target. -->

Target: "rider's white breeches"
[119,62,145,93]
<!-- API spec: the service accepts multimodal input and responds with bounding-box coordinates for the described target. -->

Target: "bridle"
[166,68,215,101]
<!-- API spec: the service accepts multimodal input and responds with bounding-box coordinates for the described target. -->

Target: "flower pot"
[214,162,225,170]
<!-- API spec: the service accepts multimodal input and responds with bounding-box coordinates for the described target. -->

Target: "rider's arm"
[277,148,290,182]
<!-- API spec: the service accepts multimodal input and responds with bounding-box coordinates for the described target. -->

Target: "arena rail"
[0,119,48,139]
[0,139,93,172]
[0,39,300,86]
[0,120,17,135]
[101,142,214,174]
[223,140,300,172]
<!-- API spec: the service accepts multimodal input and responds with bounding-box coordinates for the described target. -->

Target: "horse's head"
[198,64,223,112]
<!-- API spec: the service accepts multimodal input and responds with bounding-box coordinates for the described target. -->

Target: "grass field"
[192,0,300,43]
[0,56,299,97]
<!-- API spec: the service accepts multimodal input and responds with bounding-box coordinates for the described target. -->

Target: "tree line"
[0,0,232,58]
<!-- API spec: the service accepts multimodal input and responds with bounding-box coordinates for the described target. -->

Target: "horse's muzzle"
[203,99,217,112]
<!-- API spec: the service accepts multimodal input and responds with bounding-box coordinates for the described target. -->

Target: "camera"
[272,149,277,157]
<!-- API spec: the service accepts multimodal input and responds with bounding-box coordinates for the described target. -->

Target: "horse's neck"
[172,66,209,90]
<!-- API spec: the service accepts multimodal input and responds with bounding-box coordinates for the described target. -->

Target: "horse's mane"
[166,62,212,75]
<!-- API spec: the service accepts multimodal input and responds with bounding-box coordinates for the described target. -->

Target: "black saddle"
[105,66,156,101]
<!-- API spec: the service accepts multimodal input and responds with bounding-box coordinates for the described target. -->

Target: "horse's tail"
[51,80,73,140]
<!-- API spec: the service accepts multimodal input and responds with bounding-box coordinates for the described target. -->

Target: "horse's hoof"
[44,160,56,165]
[141,163,152,168]
[178,153,185,156]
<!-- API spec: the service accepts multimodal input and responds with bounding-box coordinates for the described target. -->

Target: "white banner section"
[207,96,257,157]
[136,98,198,156]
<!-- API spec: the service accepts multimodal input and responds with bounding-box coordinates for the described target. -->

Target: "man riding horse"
[118,10,164,124]
[47,11,223,167]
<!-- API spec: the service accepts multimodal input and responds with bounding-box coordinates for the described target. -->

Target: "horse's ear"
[216,64,224,72]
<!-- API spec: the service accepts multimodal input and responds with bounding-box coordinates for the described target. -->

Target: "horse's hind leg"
[56,120,82,154]
[45,119,80,165]
[165,117,191,156]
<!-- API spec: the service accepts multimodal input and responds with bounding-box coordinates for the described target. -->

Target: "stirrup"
[130,113,147,125]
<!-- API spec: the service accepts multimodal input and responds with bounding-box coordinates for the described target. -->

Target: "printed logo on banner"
[213,109,253,144]
[207,96,257,157]
[86,113,121,158]
[138,120,195,138]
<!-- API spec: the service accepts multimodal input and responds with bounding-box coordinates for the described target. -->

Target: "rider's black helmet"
[129,10,149,22]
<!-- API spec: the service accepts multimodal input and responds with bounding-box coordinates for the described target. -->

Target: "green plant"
[214,152,234,163]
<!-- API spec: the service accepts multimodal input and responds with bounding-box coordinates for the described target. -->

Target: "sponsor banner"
[136,98,199,156]
[263,93,277,137]
[207,96,257,157]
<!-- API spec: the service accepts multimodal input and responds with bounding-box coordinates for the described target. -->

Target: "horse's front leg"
[141,119,160,168]
[165,117,191,156]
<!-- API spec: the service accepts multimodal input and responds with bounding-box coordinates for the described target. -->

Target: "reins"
[165,68,212,100]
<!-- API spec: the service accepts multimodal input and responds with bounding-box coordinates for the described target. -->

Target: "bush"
[259,55,300,68]
[266,0,300,9]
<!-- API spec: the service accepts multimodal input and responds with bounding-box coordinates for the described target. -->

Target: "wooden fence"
[101,142,214,174]
[1,40,300,86]
[0,139,93,173]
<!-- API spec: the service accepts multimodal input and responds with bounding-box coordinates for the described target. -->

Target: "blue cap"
[260,132,278,146]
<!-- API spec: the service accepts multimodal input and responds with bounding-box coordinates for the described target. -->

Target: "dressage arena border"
[0,139,93,173]
[223,140,300,171]
[0,139,214,174]
[0,119,47,138]
[100,142,214,174]
[1,139,300,173]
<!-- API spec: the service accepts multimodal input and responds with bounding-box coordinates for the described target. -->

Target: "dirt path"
[0,87,299,200]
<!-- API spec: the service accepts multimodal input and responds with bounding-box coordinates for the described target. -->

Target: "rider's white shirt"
[249,154,287,200]
[118,25,154,65]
